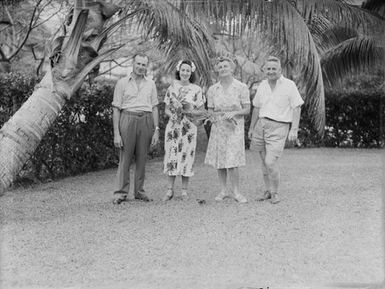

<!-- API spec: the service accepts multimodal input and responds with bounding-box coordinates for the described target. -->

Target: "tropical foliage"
[0,0,213,192]
[0,0,70,74]
[174,0,384,134]
[0,72,381,185]
[0,0,384,191]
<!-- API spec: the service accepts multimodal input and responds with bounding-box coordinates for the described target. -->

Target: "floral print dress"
[163,81,204,177]
[204,79,250,169]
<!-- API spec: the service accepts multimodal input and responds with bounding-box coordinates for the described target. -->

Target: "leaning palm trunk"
[0,2,121,192]
[0,72,65,190]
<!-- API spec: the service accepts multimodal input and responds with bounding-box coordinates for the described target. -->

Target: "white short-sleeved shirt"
[253,76,303,122]
[112,74,158,112]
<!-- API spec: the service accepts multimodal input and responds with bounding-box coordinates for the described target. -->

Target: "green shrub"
[1,73,168,182]
[297,71,384,148]
[0,72,37,126]
[30,82,118,179]
[1,72,382,185]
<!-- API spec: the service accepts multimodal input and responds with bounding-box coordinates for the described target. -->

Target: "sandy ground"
[0,148,384,289]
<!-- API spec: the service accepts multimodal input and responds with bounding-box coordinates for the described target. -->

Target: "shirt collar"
[128,72,148,81]
[264,75,284,86]
[214,78,238,89]
[277,75,285,84]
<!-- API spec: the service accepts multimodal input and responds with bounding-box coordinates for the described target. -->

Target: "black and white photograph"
[0,0,384,288]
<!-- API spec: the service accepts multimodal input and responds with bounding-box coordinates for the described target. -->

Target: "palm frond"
[294,0,384,34]
[118,0,214,87]
[321,37,382,88]
[89,7,146,51]
[182,0,326,134]
[64,9,88,62]
[74,44,125,89]
[362,0,385,18]
[308,14,358,53]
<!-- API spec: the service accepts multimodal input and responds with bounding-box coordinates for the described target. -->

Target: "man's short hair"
[133,53,149,63]
[265,56,281,67]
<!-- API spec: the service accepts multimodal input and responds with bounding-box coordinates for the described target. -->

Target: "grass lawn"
[0,148,383,289]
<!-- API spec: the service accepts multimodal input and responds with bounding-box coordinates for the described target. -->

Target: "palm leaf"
[308,14,358,53]
[294,0,384,32]
[362,0,385,18]
[175,0,385,134]
[117,0,214,87]
[321,37,381,88]
[181,0,326,134]
[89,7,146,51]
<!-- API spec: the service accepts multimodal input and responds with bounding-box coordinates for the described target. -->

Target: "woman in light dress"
[204,56,250,203]
[163,60,205,201]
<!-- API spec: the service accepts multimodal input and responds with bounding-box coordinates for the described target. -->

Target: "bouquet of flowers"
[169,92,185,122]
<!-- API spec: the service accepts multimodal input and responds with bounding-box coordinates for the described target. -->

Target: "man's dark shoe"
[257,190,271,202]
[112,191,127,205]
[134,192,152,202]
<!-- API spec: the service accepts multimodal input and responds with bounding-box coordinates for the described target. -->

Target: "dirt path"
[0,149,383,289]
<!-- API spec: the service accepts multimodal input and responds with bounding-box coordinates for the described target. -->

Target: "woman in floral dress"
[163,60,205,201]
[204,56,250,203]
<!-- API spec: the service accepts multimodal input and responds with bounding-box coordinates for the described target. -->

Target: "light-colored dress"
[163,81,204,176]
[204,79,250,169]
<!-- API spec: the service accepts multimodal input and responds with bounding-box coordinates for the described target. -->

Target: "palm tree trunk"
[0,8,88,193]
[0,1,123,193]
[0,71,66,191]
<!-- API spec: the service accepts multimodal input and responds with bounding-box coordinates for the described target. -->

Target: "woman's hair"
[175,60,196,83]
[214,56,236,72]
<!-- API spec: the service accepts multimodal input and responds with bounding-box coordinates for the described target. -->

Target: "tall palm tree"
[0,0,213,192]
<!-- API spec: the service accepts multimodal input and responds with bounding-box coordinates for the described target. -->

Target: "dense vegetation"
[0,73,383,183]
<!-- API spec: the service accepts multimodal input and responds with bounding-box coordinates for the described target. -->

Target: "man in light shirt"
[248,56,304,204]
[112,53,160,204]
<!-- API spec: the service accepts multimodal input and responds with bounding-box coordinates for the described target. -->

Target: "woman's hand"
[223,111,237,120]
[221,111,238,125]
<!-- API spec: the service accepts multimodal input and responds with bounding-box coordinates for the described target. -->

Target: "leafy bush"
[297,71,384,148]
[1,72,382,184]
[30,82,118,179]
[287,95,384,149]
[1,74,168,182]
[0,72,37,126]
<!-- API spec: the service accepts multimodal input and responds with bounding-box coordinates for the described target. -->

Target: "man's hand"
[151,130,159,147]
[288,129,298,142]
[248,130,253,139]
[114,134,123,148]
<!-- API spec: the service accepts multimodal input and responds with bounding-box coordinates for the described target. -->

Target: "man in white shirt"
[248,56,304,204]
[112,53,160,204]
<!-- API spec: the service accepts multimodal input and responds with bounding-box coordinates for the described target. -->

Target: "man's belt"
[263,117,290,124]
[122,110,151,117]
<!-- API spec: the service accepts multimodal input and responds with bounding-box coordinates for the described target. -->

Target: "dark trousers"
[116,111,154,197]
